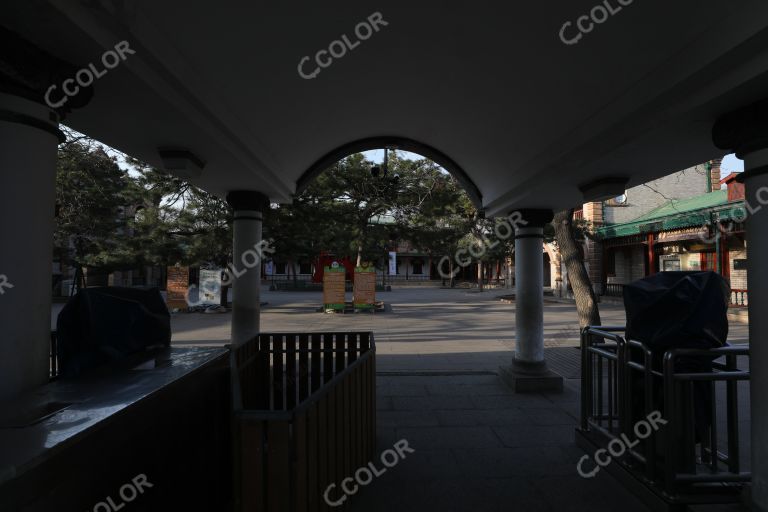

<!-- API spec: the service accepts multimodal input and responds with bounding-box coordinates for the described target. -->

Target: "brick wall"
[582,202,604,225]
[710,158,723,192]
[604,166,710,224]
[607,246,645,285]
[729,249,748,289]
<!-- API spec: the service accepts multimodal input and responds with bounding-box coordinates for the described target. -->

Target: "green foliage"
[126,159,233,268]
[55,135,234,277]
[54,139,133,271]
[54,133,506,281]
[264,152,491,271]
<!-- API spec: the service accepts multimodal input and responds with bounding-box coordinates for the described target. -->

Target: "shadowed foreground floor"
[347,371,750,512]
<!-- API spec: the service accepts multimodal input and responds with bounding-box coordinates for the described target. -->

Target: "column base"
[499,357,564,393]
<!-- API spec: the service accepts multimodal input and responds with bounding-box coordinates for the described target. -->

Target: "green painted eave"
[596,190,745,239]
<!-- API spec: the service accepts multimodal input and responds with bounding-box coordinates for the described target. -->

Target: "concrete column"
[500,209,563,393]
[0,92,61,401]
[514,226,546,364]
[713,100,768,512]
[226,191,269,345]
[741,149,768,512]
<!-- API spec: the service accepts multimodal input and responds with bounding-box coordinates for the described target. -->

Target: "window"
[412,260,423,275]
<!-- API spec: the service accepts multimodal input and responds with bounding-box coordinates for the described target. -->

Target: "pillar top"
[226,190,270,212]
[0,26,92,118]
[713,98,768,159]
[510,208,553,229]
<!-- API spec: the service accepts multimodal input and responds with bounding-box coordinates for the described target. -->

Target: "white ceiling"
[6,0,768,215]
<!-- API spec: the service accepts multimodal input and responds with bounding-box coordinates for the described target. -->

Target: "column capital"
[510,209,553,229]
[226,190,269,212]
[713,98,768,159]
[0,27,92,118]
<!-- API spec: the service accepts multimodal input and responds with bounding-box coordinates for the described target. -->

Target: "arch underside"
[295,137,483,209]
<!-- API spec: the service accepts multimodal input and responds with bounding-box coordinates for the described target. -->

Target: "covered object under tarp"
[56,287,171,378]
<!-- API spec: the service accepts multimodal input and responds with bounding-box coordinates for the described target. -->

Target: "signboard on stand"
[166,265,189,310]
[323,262,346,311]
[354,265,376,310]
[198,269,222,305]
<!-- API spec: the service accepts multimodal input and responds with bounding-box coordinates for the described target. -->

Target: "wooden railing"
[231,332,376,512]
[730,289,748,308]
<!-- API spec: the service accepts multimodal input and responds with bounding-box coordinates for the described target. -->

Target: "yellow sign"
[353,266,376,309]
[323,264,346,310]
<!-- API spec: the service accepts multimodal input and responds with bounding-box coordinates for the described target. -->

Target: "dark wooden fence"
[231,332,376,512]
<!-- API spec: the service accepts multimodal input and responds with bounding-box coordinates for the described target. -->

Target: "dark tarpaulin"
[623,271,730,447]
[624,271,730,352]
[56,287,171,378]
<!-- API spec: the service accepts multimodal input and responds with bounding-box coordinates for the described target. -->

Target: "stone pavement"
[165,287,751,512]
[168,286,749,372]
[350,371,749,512]
[353,373,642,512]
[52,287,751,511]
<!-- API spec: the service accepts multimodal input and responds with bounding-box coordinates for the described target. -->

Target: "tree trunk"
[553,209,601,328]
[477,261,483,291]
[290,259,298,287]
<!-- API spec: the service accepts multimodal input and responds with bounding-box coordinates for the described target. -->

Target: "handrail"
[581,325,750,499]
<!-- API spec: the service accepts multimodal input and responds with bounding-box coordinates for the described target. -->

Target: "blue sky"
[721,153,744,175]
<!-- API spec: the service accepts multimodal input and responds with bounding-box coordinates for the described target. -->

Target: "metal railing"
[386,274,431,282]
[231,332,376,512]
[580,326,749,503]
[602,283,625,298]
[50,330,59,380]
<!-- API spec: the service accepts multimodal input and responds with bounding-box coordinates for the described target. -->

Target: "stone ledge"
[498,365,564,393]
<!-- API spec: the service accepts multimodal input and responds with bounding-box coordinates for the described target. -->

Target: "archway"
[295,136,483,209]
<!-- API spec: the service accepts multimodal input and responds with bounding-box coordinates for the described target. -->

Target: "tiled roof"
[596,190,746,239]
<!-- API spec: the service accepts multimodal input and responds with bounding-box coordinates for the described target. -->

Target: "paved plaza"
[163,286,750,512]
[167,286,749,372]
